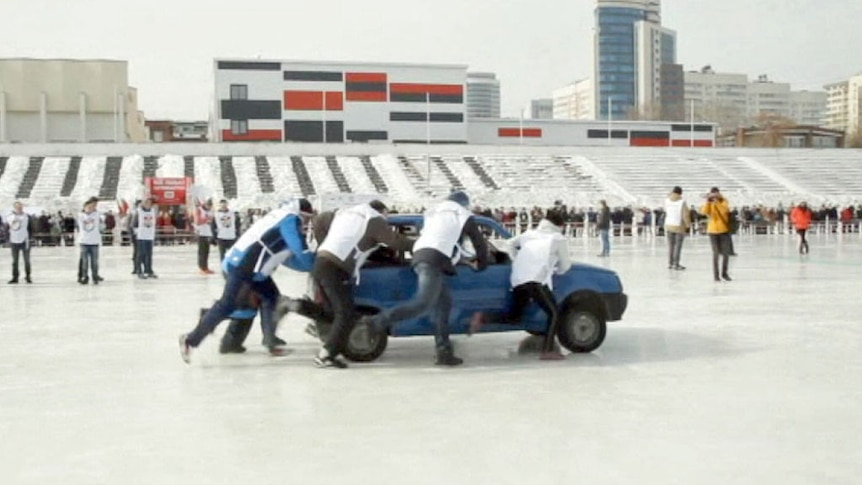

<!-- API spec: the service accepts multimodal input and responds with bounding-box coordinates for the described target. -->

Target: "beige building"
[824,73,862,137]
[0,58,146,143]
[553,78,594,120]
[685,68,827,133]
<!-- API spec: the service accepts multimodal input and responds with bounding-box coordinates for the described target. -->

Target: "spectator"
[597,200,611,257]
[701,187,733,282]
[664,186,691,270]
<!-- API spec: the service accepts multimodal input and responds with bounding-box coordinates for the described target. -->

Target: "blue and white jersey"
[222,204,314,280]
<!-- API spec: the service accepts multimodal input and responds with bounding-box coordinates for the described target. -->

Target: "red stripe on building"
[693,140,713,147]
[671,140,691,147]
[498,128,542,138]
[346,72,387,83]
[221,129,282,141]
[346,91,387,102]
[390,83,463,95]
[671,139,713,147]
[631,138,670,147]
[283,91,343,111]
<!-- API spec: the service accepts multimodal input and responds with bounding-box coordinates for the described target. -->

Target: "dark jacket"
[597,206,611,230]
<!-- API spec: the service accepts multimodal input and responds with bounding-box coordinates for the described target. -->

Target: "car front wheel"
[557,307,606,353]
[342,318,388,362]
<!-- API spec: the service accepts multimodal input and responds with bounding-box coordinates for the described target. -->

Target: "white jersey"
[509,220,569,289]
[413,200,472,262]
[77,211,102,246]
[318,204,382,278]
[135,207,157,241]
[215,210,237,241]
[196,208,213,238]
[664,198,685,228]
[8,212,30,244]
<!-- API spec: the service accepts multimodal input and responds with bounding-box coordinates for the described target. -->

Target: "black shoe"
[131,270,139,275]
[314,351,348,369]
[262,336,287,347]
[714,276,722,283]
[7,278,18,284]
[25,277,32,284]
[722,273,732,282]
[78,277,89,285]
[674,265,686,271]
[219,345,247,354]
[138,273,148,280]
[435,348,464,366]
[146,273,158,279]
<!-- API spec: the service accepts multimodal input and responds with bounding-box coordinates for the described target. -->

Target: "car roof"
[387,214,511,238]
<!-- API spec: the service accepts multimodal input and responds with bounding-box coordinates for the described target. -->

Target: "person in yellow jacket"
[700,187,732,282]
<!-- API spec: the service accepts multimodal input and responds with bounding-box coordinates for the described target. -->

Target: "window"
[230,120,248,135]
[230,84,248,100]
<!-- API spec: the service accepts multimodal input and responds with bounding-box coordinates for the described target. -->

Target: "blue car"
[316,215,627,362]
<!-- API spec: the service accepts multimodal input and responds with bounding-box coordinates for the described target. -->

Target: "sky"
[2,0,860,120]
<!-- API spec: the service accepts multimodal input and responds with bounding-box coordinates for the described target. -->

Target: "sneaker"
[674,265,686,271]
[268,347,292,357]
[262,336,287,348]
[7,279,18,284]
[539,351,566,361]
[435,348,464,366]
[722,274,732,282]
[178,334,192,364]
[78,278,89,285]
[219,345,247,354]
[94,276,104,284]
[25,277,32,284]
[146,273,158,279]
[314,349,348,369]
[138,273,148,280]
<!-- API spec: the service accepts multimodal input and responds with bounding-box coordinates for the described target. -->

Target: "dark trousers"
[186,272,280,348]
[314,258,356,358]
[136,239,154,275]
[797,229,809,253]
[667,232,686,267]
[709,233,731,278]
[511,282,559,352]
[217,239,234,261]
[371,262,453,351]
[10,242,31,280]
[79,245,100,280]
[197,237,211,270]
[130,234,138,273]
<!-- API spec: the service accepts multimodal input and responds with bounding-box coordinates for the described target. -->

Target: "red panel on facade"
[631,137,670,147]
[390,83,463,95]
[693,140,713,147]
[283,91,343,111]
[346,91,387,102]
[498,128,542,138]
[221,129,282,141]
[672,140,692,147]
[346,72,387,83]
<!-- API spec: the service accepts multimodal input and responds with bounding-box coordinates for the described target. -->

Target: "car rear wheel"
[557,307,606,353]
[342,316,388,363]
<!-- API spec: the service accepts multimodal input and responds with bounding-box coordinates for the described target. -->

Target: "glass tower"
[595,1,661,120]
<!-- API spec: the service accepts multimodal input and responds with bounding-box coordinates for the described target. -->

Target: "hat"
[672,186,683,195]
[710,187,720,194]
[447,190,470,208]
[297,198,313,214]
[84,196,99,206]
[369,200,388,213]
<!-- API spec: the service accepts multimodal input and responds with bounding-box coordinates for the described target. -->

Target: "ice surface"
[1,233,861,484]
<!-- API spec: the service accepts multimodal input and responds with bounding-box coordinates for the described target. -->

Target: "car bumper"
[602,292,628,321]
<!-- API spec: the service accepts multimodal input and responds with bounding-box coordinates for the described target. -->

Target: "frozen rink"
[1,233,861,485]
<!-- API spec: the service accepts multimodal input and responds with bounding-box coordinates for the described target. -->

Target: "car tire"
[342,318,388,363]
[557,307,606,353]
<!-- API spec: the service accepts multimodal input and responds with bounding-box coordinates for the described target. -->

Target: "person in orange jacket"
[790,201,812,254]
[700,187,732,282]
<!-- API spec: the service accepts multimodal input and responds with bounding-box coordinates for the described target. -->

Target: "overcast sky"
[2,0,859,120]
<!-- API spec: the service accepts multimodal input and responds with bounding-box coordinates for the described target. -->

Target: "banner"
[145,177,192,205]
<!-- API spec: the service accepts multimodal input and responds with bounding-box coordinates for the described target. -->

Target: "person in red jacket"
[790,201,812,254]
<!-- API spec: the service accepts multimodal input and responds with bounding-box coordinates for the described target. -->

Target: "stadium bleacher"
[1,148,860,212]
